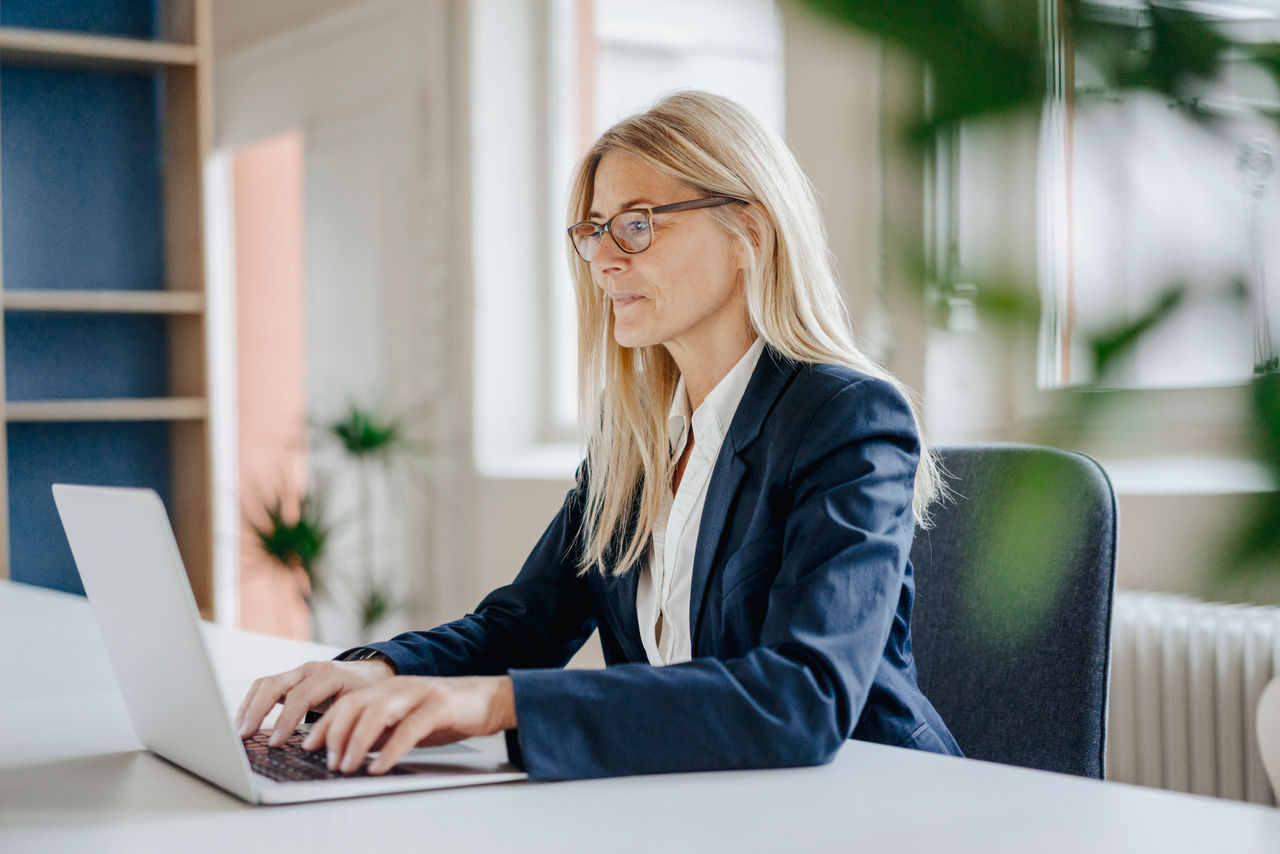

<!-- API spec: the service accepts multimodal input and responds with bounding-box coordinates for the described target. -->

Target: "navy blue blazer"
[366,348,962,779]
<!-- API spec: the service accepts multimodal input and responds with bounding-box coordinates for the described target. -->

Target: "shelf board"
[4,398,207,423]
[2,290,205,314]
[0,27,197,71]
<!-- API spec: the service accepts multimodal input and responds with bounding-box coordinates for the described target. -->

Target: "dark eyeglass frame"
[567,196,745,262]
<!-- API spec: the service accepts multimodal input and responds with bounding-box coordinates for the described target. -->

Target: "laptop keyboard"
[243,730,417,782]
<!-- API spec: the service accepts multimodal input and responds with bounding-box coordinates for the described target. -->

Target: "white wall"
[212,0,364,56]
[781,5,888,362]
[214,0,471,635]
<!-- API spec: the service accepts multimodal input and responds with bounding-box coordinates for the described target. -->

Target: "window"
[934,0,1280,394]
[474,0,784,474]
[544,0,784,435]
[922,0,1280,494]
[1061,0,1280,387]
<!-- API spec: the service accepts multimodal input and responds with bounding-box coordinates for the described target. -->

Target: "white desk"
[3,580,1280,853]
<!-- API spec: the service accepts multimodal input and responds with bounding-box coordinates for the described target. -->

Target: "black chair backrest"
[910,444,1118,779]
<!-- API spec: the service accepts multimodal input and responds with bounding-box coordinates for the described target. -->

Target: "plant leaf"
[247,489,332,596]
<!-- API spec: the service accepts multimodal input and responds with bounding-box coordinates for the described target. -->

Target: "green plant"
[325,403,405,460]
[248,487,331,609]
[318,402,425,639]
[356,582,400,638]
[248,402,429,641]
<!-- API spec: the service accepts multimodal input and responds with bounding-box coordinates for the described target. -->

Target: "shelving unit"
[0,1,215,615]
[5,398,208,423]
[0,26,199,69]
[3,290,205,313]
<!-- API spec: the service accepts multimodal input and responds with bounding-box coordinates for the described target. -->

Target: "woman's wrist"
[494,676,518,731]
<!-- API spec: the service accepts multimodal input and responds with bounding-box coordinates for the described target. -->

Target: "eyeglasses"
[567,196,743,263]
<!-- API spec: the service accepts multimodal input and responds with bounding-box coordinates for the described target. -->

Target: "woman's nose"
[592,235,628,279]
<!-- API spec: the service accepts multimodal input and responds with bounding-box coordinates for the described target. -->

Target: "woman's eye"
[621,218,649,236]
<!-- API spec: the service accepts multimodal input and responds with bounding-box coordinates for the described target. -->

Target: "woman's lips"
[610,293,645,309]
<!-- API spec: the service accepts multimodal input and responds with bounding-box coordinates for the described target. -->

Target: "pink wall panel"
[233,132,311,639]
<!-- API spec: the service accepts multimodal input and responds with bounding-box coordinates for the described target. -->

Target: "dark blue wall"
[5,314,168,400]
[8,422,172,594]
[1,67,164,292]
[0,0,157,40]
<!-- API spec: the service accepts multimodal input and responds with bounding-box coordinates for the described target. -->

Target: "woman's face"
[588,152,749,357]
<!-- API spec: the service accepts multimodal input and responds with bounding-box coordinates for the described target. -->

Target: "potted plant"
[247,402,428,644]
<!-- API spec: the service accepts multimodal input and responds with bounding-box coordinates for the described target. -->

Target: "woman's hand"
[235,659,395,745]
[301,675,517,775]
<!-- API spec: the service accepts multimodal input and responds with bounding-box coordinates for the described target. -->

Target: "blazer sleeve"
[508,376,921,779]
[359,478,598,678]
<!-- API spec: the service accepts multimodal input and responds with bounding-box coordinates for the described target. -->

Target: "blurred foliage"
[248,401,429,641]
[1089,286,1187,380]
[800,0,1280,638]
[1081,5,1234,99]
[798,0,1044,137]
[798,1,1280,137]
[323,404,405,462]
[1229,373,1280,577]
[957,454,1084,641]
[322,401,427,639]
[357,583,400,637]
[248,487,330,608]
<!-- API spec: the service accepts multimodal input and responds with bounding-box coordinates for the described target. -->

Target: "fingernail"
[328,751,337,769]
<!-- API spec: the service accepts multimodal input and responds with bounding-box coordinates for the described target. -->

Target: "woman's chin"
[611,324,656,350]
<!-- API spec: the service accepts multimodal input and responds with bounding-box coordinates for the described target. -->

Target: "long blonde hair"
[569,91,940,576]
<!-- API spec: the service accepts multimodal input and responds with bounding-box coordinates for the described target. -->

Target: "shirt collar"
[666,336,765,453]
[667,378,691,454]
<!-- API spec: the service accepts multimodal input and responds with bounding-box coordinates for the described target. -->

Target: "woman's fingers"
[367,704,443,775]
[300,709,332,753]
[236,659,394,742]
[340,701,404,774]
[236,668,305,736]
[269,670,342,746]
[314,678,433,773]
[315,690,366,769]
[303,676,514,775]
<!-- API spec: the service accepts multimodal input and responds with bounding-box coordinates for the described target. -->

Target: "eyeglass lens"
[571,210,652,262]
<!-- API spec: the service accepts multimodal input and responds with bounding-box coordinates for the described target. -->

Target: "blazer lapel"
[688,348,798,651]
[602,564,645,661]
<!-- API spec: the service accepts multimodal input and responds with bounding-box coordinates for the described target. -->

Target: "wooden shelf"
[4,398,207,423]
[2,290,205,314]
[0,27,197,71]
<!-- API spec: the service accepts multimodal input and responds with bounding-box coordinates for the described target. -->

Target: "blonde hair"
[569,91,941,576]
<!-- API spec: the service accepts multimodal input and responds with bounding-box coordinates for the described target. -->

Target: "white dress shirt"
[637,337,766,666]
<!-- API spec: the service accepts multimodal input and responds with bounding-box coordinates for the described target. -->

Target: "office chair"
[909,443,1118,779]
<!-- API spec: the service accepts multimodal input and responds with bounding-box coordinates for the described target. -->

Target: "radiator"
[1108,590,1280,805]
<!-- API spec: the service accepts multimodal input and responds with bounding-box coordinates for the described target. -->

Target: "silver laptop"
[52,483,527,805]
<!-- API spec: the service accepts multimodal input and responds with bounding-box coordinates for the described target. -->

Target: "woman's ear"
[735,203,768,267]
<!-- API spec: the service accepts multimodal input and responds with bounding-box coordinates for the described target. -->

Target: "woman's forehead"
[589,152,690,216]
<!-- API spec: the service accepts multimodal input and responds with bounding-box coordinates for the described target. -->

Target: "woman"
[237,91,962,779]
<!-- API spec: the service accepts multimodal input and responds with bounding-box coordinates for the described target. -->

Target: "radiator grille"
[1108,591,1280,805]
